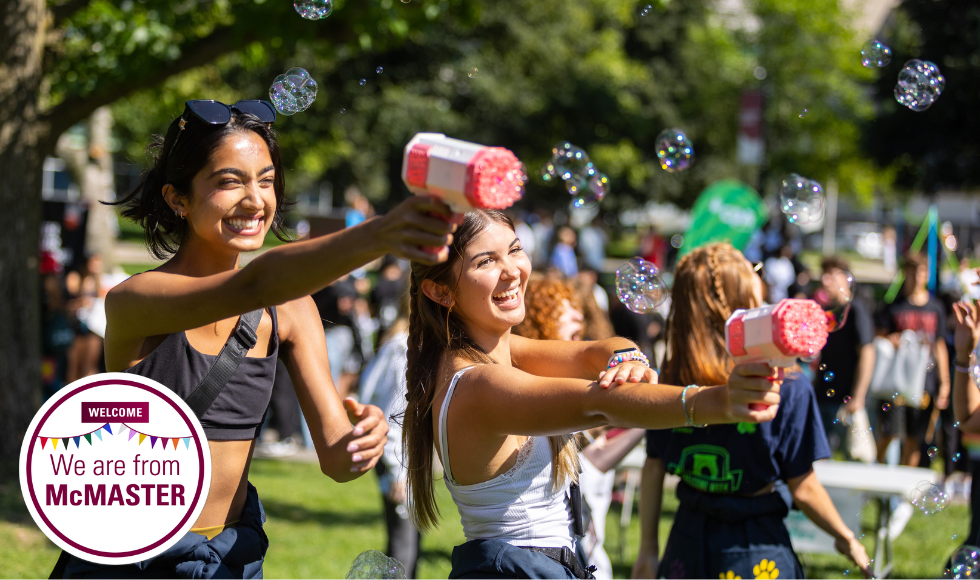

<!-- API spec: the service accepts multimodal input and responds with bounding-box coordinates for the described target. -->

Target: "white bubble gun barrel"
[401,133,526,213]
[725,299,830,410]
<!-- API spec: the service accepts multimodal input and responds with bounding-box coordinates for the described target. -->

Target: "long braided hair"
[661,243,761,387]
[403,210,578,532]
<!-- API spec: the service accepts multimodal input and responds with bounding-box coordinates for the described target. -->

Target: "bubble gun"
[725,299,829,410]
[401,133,526,213]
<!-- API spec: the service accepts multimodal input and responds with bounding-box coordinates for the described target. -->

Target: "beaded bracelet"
[956,364,972,374]
[681,385,707,428]
[607,348,650,370]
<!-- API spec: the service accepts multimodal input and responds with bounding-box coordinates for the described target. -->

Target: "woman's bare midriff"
[193,439,256,528]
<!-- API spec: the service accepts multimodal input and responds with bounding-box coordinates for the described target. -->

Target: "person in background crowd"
[764,243,796,303]
[371,255,409,346]
[359,293,422,578]
[570,272,615,342]
[578,216,608,274]
[40,251,75,400]
[513,275,615,579]
[344,186,375,228]
[530,211,553,269]
[256,359,304,458]
[875,252,950,467]
[312,275,364,400]
[513,214,537,268]
[577,266,609,314]
[65,252,106,382]
[551,226,579,279]
[949,296,980,547]
[939,291,970,499]
[814,256,876,456]
[633,243,868,580]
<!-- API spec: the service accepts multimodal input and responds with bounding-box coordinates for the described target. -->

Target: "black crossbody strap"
[184,308,264,419]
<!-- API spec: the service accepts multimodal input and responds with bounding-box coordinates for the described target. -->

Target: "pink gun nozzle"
[402,133,527,213]
[725,299,829,410]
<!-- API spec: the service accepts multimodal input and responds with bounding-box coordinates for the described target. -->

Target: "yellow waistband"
[190,519,240,541]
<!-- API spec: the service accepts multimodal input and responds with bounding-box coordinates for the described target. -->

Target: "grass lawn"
[0,458,970,578]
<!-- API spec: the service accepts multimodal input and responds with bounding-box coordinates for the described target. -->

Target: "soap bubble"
[860,39,892,68]
[969,344,980,388]
[641,4,653,16]
[928,446,939,460]
[894,59,945,111]
[950,545,980,579]
[813,268,854,333]
[340,108,346,114]
[293,0,333,19]
[824,372,835,382]
[955,452,963,462]
[359,78,367,86]
[616,258,668,314]
[799,108,808,118]
[956,421,963,429]
[826,388,835,397]
[819,364,827,371]
[468,68,479,79]
[655,129,694,172]
[882,403,891,411]
[551,142,591,180]
[376,66,384,74]
[346,550,406,579]
[909,480,949,515]
[269,67,318,115]
[589,172,610,198]
[541,161,558,182]
[843,396,852,404]
[779,173,824,225]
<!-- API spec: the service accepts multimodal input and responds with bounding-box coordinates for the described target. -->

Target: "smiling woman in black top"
[60,100,458,578]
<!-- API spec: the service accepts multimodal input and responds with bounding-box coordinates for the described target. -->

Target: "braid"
[705,248,732,318]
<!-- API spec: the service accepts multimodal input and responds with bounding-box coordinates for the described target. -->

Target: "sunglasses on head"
[169,99,277,158]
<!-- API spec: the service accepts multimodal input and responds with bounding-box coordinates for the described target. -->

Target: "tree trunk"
[56,106,118,268]
[0,0,50,468]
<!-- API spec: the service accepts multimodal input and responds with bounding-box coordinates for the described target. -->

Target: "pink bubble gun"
[401,133,526,213]
[725,299,829,410]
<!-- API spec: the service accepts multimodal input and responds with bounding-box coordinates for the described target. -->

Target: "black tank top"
[124,307,279,440]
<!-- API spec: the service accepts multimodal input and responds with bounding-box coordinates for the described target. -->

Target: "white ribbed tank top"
[438,366,574,549]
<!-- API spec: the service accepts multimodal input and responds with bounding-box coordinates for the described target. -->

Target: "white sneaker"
[888,501,914,540]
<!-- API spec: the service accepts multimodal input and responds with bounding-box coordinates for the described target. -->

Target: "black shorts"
[877,400,933,440]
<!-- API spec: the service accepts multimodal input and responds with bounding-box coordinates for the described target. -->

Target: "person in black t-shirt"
[814,256,876,454]
[875,253,951,467]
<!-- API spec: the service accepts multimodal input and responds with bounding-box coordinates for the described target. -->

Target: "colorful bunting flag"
[52,439,58,450]
[104,423,113,435]
[83,434,92,445]
[94,429,102,441]
[138,434,146,445]
[128,429,137,441]
[182,438,190,449]
[40,438,47,449]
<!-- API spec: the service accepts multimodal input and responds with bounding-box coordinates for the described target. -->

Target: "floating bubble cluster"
[541,142,609,209]
[269,68,318,115]
[616,257,668,314]
[860,39,892,68]
[655,129,694,172]
[779,173,824,224]
[909,480,949,515]
[293,0,333,19]
[346,550,407,579]
[894,59,945,111]
[950,545,980,579]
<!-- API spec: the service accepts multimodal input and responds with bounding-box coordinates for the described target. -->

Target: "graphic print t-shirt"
[646,373,830,495]
[877,296,946,396]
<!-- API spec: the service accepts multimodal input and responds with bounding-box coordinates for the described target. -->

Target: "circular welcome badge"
[19,373,211,565]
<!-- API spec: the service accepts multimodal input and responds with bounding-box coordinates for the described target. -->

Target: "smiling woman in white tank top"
[402,210,785,579]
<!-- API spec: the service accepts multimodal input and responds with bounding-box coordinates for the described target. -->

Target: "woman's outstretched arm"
[105,196,456,345]
[449,362,781,439]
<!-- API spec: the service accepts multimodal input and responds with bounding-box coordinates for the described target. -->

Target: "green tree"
[0,0,470,468]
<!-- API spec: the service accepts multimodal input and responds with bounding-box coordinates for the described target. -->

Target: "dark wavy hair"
[110,108,291,259]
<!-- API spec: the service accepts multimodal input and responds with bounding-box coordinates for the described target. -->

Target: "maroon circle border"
[25,379,206,558]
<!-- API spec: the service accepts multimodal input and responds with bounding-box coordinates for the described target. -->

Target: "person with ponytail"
[58,100,458,578]
[631,243,869,580]
[403,212,783,579]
